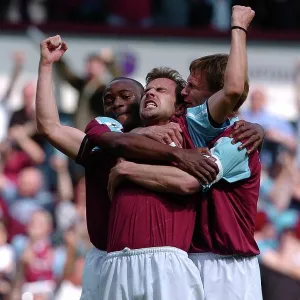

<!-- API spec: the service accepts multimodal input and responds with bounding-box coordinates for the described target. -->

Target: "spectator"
[0,52,24,143]
[56,49,121,131]
[241,87,296,168]
[0,167,53,233]
[11,210,65,300]
[0,220,15,300]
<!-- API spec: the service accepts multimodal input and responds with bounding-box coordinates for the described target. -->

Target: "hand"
[40,35,68,65]
[230,120,265,154]
[132,123,183,148]
[13,51,25,66]
[175,147,218,185]
[8,125,28,142]
[108,158,129,200]
[231,5,255,29]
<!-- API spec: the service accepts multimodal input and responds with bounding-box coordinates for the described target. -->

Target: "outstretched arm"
[1,52,24,103]
[36,35,85,160]
[86,120,218,184]
[207,6,255,124]
[108,134,253,197]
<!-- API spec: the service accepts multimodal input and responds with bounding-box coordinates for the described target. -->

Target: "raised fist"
[231,5,255,29]
[40,35,68,65]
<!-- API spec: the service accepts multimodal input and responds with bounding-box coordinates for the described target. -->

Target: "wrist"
[170,147,184,165]
[39,59,53,69]
[231,25,247,35]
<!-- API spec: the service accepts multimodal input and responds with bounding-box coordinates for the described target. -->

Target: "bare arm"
[208,6,254,124]
[108,161,200,199]
[87,124,218,184]
[1,52,24,103]
[51,155,74,202]
[14,135,45,165]
[36,36,85,161]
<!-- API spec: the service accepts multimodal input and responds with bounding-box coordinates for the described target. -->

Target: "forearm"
[16,137,45,164]
[208,29,247,123]
[124,163,200,195]
[269,171,293,211]
[56,170,74,202]
[36,62,61,135]
[1,63,22,102]
[95,132,181,164]
[36,62,84,160]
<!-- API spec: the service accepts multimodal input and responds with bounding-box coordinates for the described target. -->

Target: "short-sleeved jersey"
[76,117,123,251]
[106,115,198,252]
[186,101,237,147]
[190,126,261,255]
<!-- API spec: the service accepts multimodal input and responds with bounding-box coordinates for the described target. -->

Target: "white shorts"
[99,246,204,300]
[189,253,263,300]
[80,247,107,300]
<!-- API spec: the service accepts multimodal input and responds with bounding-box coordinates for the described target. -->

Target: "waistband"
[107,246,188,259]
[89,247,107,256]
[188,252,257,260]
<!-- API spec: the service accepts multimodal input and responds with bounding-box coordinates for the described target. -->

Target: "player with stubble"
[92,6,262,300]
[83,6,262,300]
[36,36,225,300]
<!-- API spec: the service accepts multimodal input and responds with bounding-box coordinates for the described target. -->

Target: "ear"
[175,103,185,116]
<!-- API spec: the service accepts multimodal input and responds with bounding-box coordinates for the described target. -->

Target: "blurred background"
[0,0,300,299]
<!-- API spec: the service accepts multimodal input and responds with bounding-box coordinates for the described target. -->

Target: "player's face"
[140,78,177,125]
[103,80,141,130]
[181,71,212,107]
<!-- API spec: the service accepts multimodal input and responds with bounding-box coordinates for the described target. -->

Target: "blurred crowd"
[0,43,300,299]
[1,0,300,30]
[0,50,121,300]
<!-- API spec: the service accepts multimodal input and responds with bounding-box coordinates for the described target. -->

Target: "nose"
[113,97,125,109]
[181,86,188,96]
[146,88,155,98]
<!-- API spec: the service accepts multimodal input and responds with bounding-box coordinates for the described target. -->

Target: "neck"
[143,118,170,127]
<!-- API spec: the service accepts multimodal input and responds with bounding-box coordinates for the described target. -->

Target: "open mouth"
[144,100,157,108]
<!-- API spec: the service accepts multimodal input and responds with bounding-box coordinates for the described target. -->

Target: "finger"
[202,164,218,182]
[204,158,219,173]
[168,131,181,148]
[238,135,257,150]
[201,147,211,156]
[247,141,261,155]
[230,124,250,138]
[233,120,245,130]
[168,122,182,132]
[162,135,173,145]
[60,41,68,51]
[173,129,183,148]
[231,130,254,144]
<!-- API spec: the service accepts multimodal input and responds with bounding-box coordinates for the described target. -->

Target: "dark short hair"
[190,54,249,111]
[103,77,144,98]
[145,67,186,104]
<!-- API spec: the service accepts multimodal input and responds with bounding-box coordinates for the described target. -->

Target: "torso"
[107,116,198,252]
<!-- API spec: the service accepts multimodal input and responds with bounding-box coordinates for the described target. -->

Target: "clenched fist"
[231,6,255,30]
[40,35,68,65]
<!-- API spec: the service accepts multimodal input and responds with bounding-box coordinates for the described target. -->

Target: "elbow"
[179,178,200,194]
[224,86,244,103]
[37,120,59,140]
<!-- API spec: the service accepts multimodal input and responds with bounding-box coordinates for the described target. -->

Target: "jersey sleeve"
[76,116,123,166]
[186,101,236,147]
[202,137,250,191]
